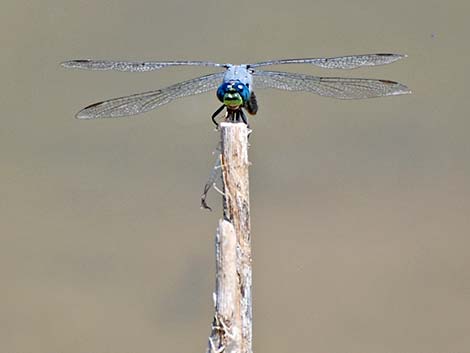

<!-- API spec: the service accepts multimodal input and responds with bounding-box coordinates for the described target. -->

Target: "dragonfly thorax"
[217,80,250,109]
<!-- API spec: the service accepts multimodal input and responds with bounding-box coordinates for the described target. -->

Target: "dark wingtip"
[376,53,407,58]
[75,111,92,119]
[75,101,103,119]
[61,59,91,68]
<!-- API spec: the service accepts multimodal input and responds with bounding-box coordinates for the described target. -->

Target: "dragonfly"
[61,53,410,126]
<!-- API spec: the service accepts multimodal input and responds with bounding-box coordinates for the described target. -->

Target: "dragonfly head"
[217,80,250,109]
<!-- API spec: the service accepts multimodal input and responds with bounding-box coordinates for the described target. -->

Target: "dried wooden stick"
[206,123,252,353]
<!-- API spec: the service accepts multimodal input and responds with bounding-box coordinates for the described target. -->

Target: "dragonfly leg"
[211,104,225,128]
[239,109,249,128]
[226,109,235,123]
[234,110,239,123]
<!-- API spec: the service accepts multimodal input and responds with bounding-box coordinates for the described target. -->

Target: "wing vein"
[251,53,406,69]
[253,70,411,99]
[76,72,224,119]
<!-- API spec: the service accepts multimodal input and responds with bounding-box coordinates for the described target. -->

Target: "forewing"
[253,70,411,99]
[62,60,225,72]
[76,72,224,119]
[250,54,406,69]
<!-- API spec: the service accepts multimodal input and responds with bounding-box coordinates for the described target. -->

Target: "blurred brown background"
[1,0,469,352]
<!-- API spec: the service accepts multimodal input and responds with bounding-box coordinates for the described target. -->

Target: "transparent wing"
[75,72,225,119]
[253,70,411,99]
[61,59,225,72]
[250,53,406,69]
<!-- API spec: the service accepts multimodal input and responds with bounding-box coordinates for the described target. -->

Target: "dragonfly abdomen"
[244,92,258,115]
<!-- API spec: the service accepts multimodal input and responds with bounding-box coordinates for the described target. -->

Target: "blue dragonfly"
[62,53,410,127]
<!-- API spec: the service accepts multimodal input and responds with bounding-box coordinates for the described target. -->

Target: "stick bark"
[206,123,252,353]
